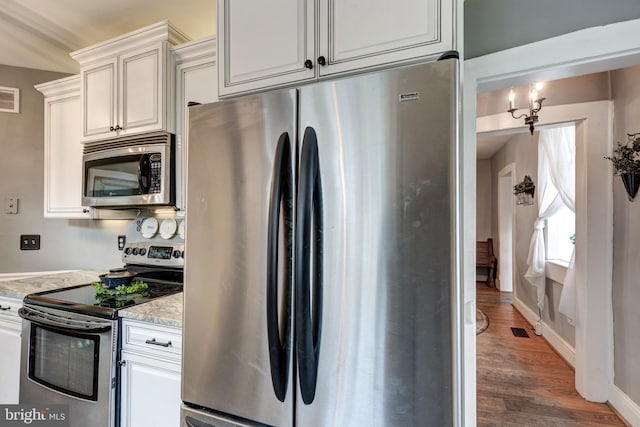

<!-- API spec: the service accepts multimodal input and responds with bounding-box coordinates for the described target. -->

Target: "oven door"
[19,305,117,427]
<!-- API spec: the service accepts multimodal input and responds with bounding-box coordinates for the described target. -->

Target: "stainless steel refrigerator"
[181,57,458,427]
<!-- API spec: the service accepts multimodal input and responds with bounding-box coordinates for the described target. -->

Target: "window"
[546,205,575,264]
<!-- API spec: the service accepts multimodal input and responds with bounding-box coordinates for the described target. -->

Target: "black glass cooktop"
[23,269,183,320]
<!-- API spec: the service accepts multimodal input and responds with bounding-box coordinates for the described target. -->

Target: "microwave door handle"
[18,307,112,333]
[138,154,151,194]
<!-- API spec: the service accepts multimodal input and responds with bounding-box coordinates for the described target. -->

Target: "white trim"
[546,260,568,285]
[513,296,576,368]
[497,163,516,293]
[609,385,640,427]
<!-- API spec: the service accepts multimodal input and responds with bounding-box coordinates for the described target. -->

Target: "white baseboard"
[512,296,576,368]
[609,384,640,427]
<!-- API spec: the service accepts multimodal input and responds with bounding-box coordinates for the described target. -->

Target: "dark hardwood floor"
[476,284,626,427]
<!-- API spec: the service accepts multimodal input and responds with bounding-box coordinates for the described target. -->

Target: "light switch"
[5,197,18,214]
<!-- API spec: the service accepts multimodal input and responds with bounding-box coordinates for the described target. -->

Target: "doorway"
[497,164,515,293]
[460,19,640,426]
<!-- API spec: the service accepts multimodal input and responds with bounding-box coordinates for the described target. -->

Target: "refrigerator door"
[182,90,296,427]
[296,59,458,426]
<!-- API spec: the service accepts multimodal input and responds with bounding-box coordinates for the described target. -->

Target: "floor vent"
[511,327,530,338]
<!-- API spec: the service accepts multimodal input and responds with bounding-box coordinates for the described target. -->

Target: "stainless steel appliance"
[182,57,459,427]
[82,131,175,208]
[19,240,184,427]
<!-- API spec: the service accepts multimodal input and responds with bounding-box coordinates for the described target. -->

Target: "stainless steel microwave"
[82,132,175,208]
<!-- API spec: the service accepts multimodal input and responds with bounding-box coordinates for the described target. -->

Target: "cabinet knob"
[109,126,115,132]
[304,59,313,70]
[117,360,126,367]
[82,208,90,214]
[110,125,123,132]
[317,56,326,66]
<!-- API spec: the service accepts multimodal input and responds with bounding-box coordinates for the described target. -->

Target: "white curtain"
[524,126,576,318]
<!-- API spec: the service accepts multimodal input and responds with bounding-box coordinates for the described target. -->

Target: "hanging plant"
[513,175,535,196]
[513,175,535,205]
[604,133,640,201]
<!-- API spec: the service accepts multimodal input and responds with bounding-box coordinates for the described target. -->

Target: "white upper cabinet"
[71,21,190,143]
[318,0,454,76]
[172,36,218,216]
[218,0,315,97]
[35,75,91,218]
[218,0,455,97]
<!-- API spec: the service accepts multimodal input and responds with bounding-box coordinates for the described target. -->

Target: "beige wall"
[0,64,127,273]
[475,159,492,241]
[476,72,610,117]
[610,64,640,403]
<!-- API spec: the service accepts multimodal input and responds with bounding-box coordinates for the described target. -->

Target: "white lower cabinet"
[0,296,23,404]
[119,319,182,427]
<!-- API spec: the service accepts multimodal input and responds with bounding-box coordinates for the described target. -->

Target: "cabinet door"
[44,91,91,218]
[120,44,168,136]
[318,0,454,76]
[217,0,315,97]
[0,317,22,404]
[175,60,218,214]
[120,352,181,427]
[82,58,117,141]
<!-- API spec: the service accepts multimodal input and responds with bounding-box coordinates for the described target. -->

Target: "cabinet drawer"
[122,320,182,360]
[0,296,22,322]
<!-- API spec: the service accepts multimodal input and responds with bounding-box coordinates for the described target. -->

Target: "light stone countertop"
[0,270,183,328]
[119,292,183,328]
[0,270,104,299]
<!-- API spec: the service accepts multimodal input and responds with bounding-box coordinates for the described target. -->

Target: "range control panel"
[122,241,184,268]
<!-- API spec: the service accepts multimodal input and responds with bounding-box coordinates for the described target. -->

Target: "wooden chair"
[476,238,497,287]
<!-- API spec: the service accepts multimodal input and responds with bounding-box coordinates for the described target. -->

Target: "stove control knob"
[173,250,181,258]
[139,248,147,256]
[181,250,185,259]
[132,248,139,255]
[124,247,132,255]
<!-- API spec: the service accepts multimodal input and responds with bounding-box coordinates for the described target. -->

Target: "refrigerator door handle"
[296,127,324,405]
[266,132,293,402]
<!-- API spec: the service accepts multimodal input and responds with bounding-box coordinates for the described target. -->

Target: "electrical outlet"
[20,234,40,250]
[118,235,126,250]
[5,197,18,214]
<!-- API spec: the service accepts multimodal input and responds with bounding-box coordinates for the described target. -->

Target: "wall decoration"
[513,175,535,205]
[0,86,19,113]
[604,132,640,201]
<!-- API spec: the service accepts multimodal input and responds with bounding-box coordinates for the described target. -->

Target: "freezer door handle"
[266,132,293,402]
[296,127,324,405]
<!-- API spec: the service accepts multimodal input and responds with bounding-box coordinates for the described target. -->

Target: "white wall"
[610,64,640,405]
[0,64,127,273]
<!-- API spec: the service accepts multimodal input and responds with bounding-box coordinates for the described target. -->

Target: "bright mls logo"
[0,405,68,427]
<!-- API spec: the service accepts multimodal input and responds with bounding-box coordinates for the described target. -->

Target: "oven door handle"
[18,307,113,333]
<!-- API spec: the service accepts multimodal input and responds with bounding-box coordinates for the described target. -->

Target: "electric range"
[18,240,184,427]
